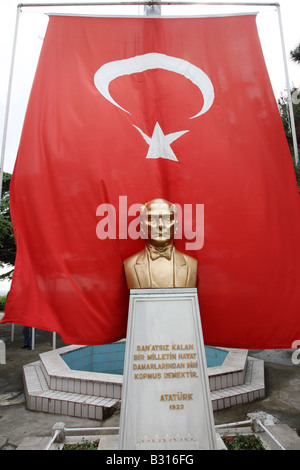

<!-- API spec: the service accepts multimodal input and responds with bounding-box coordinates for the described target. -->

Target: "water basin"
[61,342,228,375]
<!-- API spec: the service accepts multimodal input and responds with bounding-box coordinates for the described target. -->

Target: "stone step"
[23,352,265,419]
[39,347,123,399]
[211,357,265,411]
[23,362,119,420]
[208,348,248,391]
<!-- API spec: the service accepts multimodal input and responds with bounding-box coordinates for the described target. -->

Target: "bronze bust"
[124,198,197,288]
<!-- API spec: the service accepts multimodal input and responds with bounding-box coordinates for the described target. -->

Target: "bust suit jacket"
[123,247,197,289]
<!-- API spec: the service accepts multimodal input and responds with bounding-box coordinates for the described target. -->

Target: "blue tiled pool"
[205,346,228,368]
[61,343,228,375]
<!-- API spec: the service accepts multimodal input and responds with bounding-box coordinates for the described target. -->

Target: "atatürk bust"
[124,198,197,289]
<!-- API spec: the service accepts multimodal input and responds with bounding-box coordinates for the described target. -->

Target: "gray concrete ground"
[1,319,300,450]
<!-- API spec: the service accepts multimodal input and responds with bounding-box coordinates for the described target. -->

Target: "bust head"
[140,198,177,248]
[124,198,197,289]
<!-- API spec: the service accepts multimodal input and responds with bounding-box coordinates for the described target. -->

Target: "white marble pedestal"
[118,288,217,450]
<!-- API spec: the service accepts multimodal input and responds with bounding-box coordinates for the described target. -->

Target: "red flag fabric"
[3,14,300,348]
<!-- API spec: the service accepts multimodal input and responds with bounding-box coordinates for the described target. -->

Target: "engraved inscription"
[160,392,193,401]
[132,343,199,382]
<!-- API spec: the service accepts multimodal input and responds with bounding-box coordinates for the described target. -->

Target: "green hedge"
[0,295,7,311]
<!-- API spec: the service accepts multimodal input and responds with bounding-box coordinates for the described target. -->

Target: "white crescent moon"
[94,52,214,119]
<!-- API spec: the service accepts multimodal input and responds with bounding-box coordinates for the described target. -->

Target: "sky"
[0,0,299,291]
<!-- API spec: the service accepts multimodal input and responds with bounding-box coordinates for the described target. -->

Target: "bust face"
[142,199,176,248]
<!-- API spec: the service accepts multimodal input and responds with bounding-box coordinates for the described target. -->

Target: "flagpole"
[0,6,21,201]
[17,2,280,9]
[276,4,299,166]
[144,0,161,15]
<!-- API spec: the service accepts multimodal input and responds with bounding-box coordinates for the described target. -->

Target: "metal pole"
[144,0,161,16]
[257,419,286,450]
[11,324,15,342]
[215,419,252,428]
[31,327,35,350]
[64,426,120,433]
[17,2,280,9]
[45,429,60,450]
[0,6,21,201]
[276,4,299,165]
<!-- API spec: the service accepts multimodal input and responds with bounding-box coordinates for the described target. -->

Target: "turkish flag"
[3,14,300,348]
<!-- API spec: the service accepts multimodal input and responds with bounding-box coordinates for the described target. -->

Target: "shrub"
[0,295,7,311]
[63,439,99,450]
[222,433,265,450]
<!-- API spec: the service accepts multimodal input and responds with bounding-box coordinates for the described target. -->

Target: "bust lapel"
[174,249,188,287]
[134,249,151,288]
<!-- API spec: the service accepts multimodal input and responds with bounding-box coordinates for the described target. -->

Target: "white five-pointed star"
[133,122,189,162]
